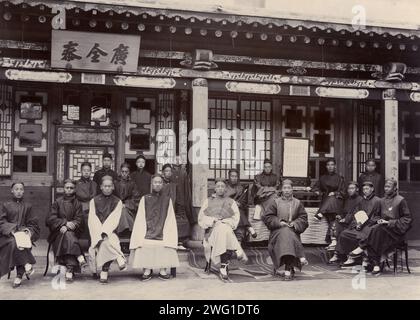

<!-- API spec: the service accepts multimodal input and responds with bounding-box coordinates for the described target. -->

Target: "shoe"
[12,277,22,289]
[219,264,230,281]
[141,272,153,282]
[274,268,285,277]
[348,252,362,259]
[24,264,34,278]
[300,257,309,266]
[99,271,108,284]
[326,240,337,251]
[65,272,74,283]
[371,265,381,276]
[77,256,88,268]
[342,257,358,267]
[283,268,295,281]
[329,253,340,264]
[158,273,171,281]
[314,213,323,221]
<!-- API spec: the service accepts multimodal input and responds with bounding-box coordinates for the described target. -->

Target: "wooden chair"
[392,241,411,274]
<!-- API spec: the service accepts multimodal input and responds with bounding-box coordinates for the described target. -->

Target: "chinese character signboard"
[51,30,140,73]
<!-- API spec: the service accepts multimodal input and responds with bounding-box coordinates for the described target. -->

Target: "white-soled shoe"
[99,271,108,284]
[12,277,22,288]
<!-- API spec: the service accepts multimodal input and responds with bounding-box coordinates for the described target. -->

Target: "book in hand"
[354,210,369,225]
[13,230,32,249]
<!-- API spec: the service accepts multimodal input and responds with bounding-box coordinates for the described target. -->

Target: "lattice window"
[0,84,13,176]
[156,92,176,171]
[240,100,272,180]
[208,97,272,180]
[400,104,420,181]
[356,104,380,175]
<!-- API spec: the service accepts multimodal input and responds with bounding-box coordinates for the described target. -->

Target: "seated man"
[328,181,362,263]
[251,159,280,218]
[88,176,127,284]
[311,158,345,246]
[225,169,257,242]
[332,181,381,266]
[351,178,412,275]
[130,174,180,281]
[46,179,87,283]
[0,182,40,288]
[263,179,309,281]
[115,162,140,237]
[198,178,247,282]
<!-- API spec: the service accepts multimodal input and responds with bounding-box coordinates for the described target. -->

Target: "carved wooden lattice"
[0,83,13,176]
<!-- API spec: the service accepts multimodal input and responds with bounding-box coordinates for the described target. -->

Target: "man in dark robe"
[334,181,381,267]
[130,174,179,281]
[311,158,345,244]
[251,159,280,218]
[354,178,412,275]
[161,163,194,243]
[93,153,118,193]
[75,161,97,241]
[225,169,257,243]
[130,154,152,201]
[0,182,39,288]
[88,176,126,284]
[115,163,141,236]
[328,181,362,263]
[358,159,384,197]
[263,179,308,281]
[46,179,86,282]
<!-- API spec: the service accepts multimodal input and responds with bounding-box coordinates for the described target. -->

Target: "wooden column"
[382,89,399,182]
[190,78,209,242]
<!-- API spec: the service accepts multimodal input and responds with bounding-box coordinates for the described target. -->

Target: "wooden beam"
[3,39,420,75]
[3,60,420,92]
[383,89,399,183]
[190,78,208,241]
[0,40,49,51]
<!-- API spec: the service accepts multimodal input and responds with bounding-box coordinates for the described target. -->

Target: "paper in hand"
[13,231,32,249]
[354,210,369,225]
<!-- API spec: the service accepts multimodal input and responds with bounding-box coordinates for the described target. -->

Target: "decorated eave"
[2,0,420,39]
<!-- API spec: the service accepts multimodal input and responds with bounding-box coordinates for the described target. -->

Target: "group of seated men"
[0,154,413,287]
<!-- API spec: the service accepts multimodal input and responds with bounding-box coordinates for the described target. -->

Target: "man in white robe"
[88,176,126,284]
[130,174,179,281]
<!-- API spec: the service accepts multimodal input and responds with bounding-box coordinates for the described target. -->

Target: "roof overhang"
[4,0,420,38]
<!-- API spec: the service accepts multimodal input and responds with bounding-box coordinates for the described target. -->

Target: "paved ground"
[1,240,420,300]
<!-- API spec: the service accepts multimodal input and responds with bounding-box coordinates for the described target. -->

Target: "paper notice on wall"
[282,138,309,177]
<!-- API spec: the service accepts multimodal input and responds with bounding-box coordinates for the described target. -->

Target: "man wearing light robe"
[198,178,247,281]
[88,176,126,284]
[130,174,179,281]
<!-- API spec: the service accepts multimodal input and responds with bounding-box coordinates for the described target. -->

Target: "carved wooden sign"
[225,82,281,94]
[57,127,115,145]
[51,30,140,73]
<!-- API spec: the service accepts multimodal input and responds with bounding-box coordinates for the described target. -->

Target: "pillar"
[382,89,399,183]
[190,78,209,242]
